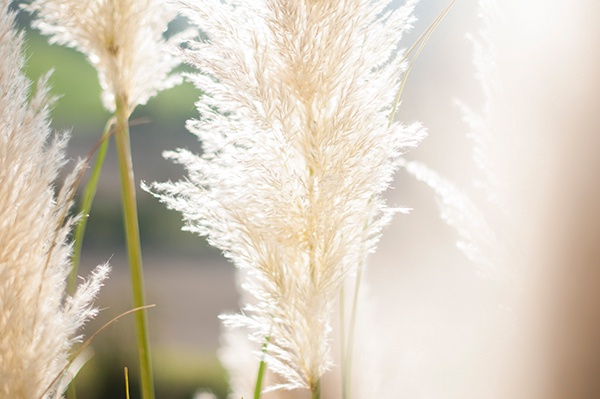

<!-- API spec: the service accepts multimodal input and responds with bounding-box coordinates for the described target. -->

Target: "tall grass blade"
[389,0,456,127]
[68,118,114,294]
[253,337,270,399]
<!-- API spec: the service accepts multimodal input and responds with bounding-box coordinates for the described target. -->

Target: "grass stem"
[68,118,113,295]
[344,267,363,398]
[66,382,77,399]
[389,0,456,127]
[311,379,321,399]
[340,286,348,399]
[125,367,131,399]
[253,338,270,399]
[114,95,155,399]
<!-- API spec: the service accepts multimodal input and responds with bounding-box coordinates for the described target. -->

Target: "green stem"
[253,338,270,399]
[125,367,131,399]
[253,359,267,399]
[66,381,77,399]
[68,119,113,295]
[114,96,155,399]
[311,379,321,399]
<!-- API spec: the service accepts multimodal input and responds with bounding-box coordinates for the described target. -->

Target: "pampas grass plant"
[0,1,109,397]
[23,1,187,397]
[8,0,599,397]
[148,1,427,397]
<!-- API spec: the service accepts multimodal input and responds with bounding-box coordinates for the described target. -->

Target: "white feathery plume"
[23,0,185,112]
[149,0,424,392]
[0,2,109,397]
[23,1,184,397]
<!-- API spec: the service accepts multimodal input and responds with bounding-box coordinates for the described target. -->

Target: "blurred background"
[12,1,516,398]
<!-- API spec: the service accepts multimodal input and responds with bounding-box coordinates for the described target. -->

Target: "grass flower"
[149,0,424,395]
[0,1,109,397]
[23,0,185,113]
[24,2,189,398]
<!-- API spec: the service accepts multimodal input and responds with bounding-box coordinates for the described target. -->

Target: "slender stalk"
[340,286,348,399]
[66,382,77,399]
[389,0,456,127]
[114,95,155,399]
[311,379,321,399]
[253,338,270,399]
[253,359,267,399]
[68,118,113,294]
[344,267,363,397]
[125,367,131,399]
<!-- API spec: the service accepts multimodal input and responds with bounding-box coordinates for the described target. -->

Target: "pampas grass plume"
[24,0,185,113]
[149,0,425,393]
[0,2,109,397]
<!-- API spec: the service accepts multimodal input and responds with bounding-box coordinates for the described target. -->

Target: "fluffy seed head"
[24,0,185,113]
[0,2,109,397]
[149,0,424,391]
